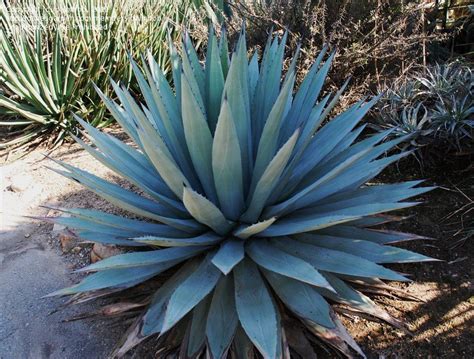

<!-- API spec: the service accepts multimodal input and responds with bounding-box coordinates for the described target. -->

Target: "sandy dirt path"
[0,147,123,359]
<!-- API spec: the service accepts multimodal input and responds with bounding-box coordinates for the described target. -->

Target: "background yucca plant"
[0,0,213,148]
[45,27,436,358]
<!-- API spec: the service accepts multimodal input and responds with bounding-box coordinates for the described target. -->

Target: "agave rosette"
[47,27,435,358]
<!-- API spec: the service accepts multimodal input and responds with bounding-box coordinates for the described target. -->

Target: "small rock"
[24,233,30,238]
[59,230,78,253]
[71,246,81,254]
[91,243,122,262]
[6,175,31,192]
[51,213,70,232]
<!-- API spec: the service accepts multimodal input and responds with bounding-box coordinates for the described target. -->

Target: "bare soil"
[1,136,472,358]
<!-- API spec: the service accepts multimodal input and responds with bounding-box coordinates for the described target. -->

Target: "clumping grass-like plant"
[46,27,436,358]
[373,61,474,153]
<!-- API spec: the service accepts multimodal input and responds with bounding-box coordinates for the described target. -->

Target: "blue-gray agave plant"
[46,27,435,358]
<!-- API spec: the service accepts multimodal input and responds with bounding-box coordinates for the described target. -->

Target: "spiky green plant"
[46,27,436,357]
[0,0,210,148]
[373,61,474,154]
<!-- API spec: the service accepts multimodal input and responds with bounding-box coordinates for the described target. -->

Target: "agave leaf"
[290,152,413,212]
[291,94,330,161]
[301,134,412,193]
[93,84,142,147]
[317,225,430,244]
[187,294,212,357]
[234,258,280,359]
[206,275,239,359]
[223,29,252,185]
[129,56,168,137]
[47,206,187,236]
[182,187,233,235]
[182,71,218,203]
[248,51,259,102]
[205,27,225,132]
[293,51,335,130]
[263,270,335,329]
[295,233,435,263]
[136,56,197,184]
[233,217,276,239]
[246,240,334,290]
[183,31,205,100]
[161,254,221,334]
[304,310,366,358]
[137,125,193,201]
[145,51,183,140]
[73,114,156,182]
[73,135,184,213]
[318,180,425,204]
[242,129,299,222]
[134,232,222,247]
[271,238,409,281]
[287,98,377,192]
[47,266,165,297]
[318,124,366,166]
[253,32,288,140]
[218,26,230,77]
[348,214,411,227]
[264,200,417,237]
[75,231,147,247]
[47,162,203,233]
[211,239,245,275]
[76,246,207,272]
[142,259,201,336]
[74,115,177,198]
[50,207,188,238]
[283,43,301,86]
[250,72,295,191]
[279,45,328,139]
[317,273,408,331]
[309,182,434,212]
[212,97,245,220]
[42,216,142,238]
[110,313,147,359]
[167,32,182,109]
[264,144,374,218]
[269,128,391,205]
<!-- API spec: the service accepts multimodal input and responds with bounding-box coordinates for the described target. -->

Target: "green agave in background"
[45,26,436,358]
[0,0,213,148]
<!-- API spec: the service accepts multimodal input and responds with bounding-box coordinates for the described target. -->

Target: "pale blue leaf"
[76,246,207,272]
[270,238,409,281]
[233,217,276,239]
[212,98,245,220]
[211,239,245,275]
[246,240,334,290]
[234,258,280,358]
[161,255,221,333]
[182,187,233,235]
[263,270,334,328]
[182,72,217,202]
[134,232,222,247]
[206,275,238,359]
